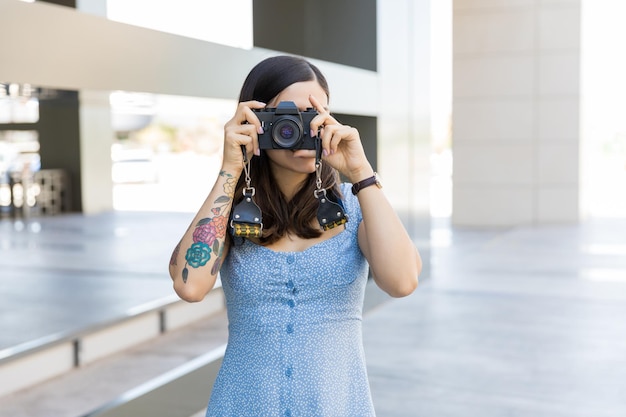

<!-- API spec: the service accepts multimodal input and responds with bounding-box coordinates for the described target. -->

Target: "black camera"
[254,101,318,150]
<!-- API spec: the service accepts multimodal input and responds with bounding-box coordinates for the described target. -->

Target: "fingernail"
[254,148,260,156]
[310,129,315,138]
[258,126,264,134]
[323,149,329,157]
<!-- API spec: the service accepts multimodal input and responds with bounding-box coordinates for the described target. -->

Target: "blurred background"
[2,0,624,221]
[1,1,625,416]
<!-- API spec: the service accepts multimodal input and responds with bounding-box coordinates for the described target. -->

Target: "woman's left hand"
[308,95,373,183]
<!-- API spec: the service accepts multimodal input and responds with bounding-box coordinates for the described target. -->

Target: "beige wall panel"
[539,0,581,6]
[537,98,580,141]
[454,0,533,9]
[538,54,581,97]
[538,6,582,51]
[454,9,535,55]
[453,99,534,143]
[537,143,579,184]
[453,185,534,226]
[537,185,579,222]
[454,55,535,98]
[453,144,534,185]
[453,0,581,225]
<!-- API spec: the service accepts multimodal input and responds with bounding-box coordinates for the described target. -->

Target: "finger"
[241,106,264,136]
[224,124,258,160]
[328,125,356,155]
[328,125,347,155]
[308,95,335,138]
[319,124,338,155]
[238,104,265,156]
[234,100,266,128]
[308,94,328,114]
[229,132,255,160]
[225,123,258,142]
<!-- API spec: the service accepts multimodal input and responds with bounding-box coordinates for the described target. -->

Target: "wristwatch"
[351,172,382,195]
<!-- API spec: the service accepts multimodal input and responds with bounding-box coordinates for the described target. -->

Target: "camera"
[254,101,318,150]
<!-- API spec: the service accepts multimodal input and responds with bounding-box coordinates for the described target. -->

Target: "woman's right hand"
[222,100,266,173]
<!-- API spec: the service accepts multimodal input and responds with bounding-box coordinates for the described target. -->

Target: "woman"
[169,55,422,416]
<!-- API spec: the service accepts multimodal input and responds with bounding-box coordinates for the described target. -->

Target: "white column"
[79,90,114,213]
[452,0,581,226]
[76,2,112,213]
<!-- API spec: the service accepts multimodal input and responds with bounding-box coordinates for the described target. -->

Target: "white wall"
[452,0,581,226]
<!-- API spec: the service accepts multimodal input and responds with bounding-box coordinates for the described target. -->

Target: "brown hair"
[232,55,342,245]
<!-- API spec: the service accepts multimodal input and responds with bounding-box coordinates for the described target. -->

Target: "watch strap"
[351,173,380,195]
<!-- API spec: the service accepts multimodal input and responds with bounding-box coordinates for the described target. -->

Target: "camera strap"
[230,146,263,238]
[314,138,349,230]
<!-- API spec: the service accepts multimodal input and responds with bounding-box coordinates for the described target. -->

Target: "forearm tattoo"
[176,171,236,283]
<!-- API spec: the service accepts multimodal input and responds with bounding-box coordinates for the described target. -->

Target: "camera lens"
[279,125,295,140]
[272,117,302,148]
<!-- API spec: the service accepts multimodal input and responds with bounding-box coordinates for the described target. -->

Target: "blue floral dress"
[206,184,376,417]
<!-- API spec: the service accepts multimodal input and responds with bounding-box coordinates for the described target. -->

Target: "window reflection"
[0,83,39,124]
[110,92,236,212]
[0,131,41,215]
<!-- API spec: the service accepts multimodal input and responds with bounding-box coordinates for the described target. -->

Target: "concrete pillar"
[76,0,113,213]
[452,0,581,226]
[79,90,113,213]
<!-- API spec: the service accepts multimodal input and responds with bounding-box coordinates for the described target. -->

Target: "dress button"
[287,299,295,308]
[286,254,295,264]
[292,287,299,295]
[285,410,292,417]
[285,366,293,377]
[286,324,294,334]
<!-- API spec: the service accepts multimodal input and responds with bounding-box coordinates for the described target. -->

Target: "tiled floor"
[1,213,626,416]
[0,211,194,351]
[365,217,626,417]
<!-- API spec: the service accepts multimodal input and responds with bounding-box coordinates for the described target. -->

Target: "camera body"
[254,101,318,150]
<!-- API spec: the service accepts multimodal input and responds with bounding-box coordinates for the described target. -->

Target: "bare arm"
[353,168,422,297]
[168,100,265,302]
[308,95,421,297]
[168,170,238,302]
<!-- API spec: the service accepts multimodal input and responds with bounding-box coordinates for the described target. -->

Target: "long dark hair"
[233,55,343,245]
